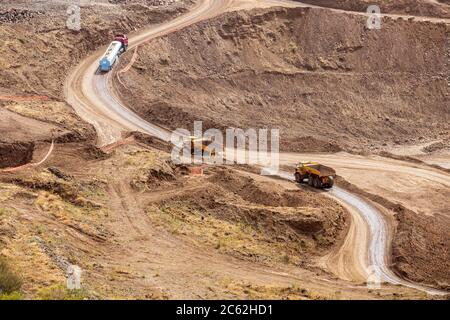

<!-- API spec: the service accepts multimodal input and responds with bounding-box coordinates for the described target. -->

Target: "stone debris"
[0,9,44,23]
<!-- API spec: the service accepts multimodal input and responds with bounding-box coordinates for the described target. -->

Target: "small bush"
[0,257,22,294]
[0,291,23,300]
[159,57,171,65]
[37,284,89,300]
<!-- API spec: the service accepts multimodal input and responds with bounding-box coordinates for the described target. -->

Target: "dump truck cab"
[114,34,128,51]
[294,161,336,189]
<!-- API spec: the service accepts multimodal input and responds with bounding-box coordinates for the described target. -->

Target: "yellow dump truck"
[294,162,336,189]
[187,136,216,156]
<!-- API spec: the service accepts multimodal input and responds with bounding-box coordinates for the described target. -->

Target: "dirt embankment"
[115,6,449,153]
[0,107,67,168]
[298,0,450,19]
[154,168,348,260]
[0,0,192,168]
[0,142,34,169]
[0,1,192,98]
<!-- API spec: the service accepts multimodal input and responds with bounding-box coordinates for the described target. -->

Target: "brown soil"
[152,167,347,263]
[378,150,450,174]
[0,107,73,168]
[0,0,192,98]
[115,6,449,153]
[0,143,397,300]
[421,138,450,153]
[0,141,34,169]
[298,0,450,18]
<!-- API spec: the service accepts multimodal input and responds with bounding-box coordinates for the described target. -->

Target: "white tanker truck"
[99,34,128,72]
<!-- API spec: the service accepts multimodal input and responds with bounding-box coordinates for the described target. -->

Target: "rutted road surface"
[328,187,445,295]
[65,0,449,295]
[267,170,446,295]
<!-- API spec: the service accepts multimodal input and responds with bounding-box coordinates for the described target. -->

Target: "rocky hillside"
[115,6,449,152]
[298,0,450,18]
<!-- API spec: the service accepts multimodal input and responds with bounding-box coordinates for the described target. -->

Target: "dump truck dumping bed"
[304,164,336,177]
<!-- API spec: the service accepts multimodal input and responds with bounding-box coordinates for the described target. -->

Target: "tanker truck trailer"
[99,34,128,72]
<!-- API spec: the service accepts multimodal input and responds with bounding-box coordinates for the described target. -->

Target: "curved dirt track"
[327,187,445,295]
[65,0,449,296]
[268,169,447,295]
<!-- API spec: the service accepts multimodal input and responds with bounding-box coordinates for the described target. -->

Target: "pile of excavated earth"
[113,2,449,290]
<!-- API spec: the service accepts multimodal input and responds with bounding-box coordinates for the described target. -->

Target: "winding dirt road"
[65,0,449,295]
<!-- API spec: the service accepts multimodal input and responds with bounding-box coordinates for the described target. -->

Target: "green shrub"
[37,284,89,300]
[0,256,22,294]
[0,291,23,300]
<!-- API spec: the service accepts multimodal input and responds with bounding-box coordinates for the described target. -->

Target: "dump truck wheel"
[328,177,334,188]
[294,173,301,183]
[308,175,314,186]
[313,176,318,188]
[316,177,323,189]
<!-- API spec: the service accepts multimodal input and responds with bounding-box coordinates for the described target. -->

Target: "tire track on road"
[272,169,446,295]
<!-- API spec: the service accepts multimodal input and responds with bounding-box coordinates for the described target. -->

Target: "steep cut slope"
[298,0,450,18]
[115,6,449,153]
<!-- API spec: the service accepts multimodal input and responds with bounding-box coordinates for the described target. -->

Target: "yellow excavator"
[294,162,336,189]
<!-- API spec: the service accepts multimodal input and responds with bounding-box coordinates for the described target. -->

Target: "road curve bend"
[65,0,305,146]
[272,170,446,295]
[65,0,450,147]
